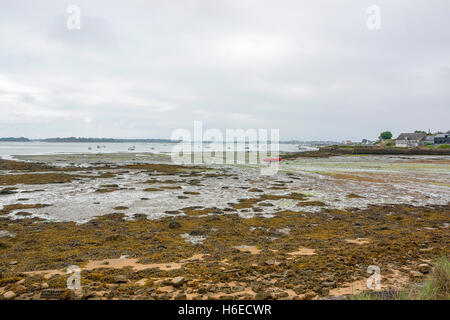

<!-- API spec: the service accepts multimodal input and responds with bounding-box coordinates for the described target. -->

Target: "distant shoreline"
[0,138,180,143]
[0,137,338,145]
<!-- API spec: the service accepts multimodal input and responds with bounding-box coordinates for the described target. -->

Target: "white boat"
[128,146,135,151]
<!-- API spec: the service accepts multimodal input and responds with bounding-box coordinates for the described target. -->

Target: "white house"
[395,133,426,147]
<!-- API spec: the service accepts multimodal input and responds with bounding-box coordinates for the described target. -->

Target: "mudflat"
[0,154,448,300]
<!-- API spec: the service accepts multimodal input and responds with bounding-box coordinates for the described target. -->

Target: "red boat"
[263,158,282,162]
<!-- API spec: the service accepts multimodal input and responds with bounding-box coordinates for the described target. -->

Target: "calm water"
[0,142,310,159]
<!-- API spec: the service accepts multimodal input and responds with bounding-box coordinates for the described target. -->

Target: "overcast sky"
[1,0,449,141]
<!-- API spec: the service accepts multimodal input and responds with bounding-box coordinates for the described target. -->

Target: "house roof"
[396,133,426,141]
[435,133,449,138]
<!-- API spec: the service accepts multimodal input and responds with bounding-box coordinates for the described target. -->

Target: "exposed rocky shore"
[0,156,448,300]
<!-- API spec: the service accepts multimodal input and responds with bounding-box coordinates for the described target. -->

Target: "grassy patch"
[414,256,449,300]
[351,256,449,300]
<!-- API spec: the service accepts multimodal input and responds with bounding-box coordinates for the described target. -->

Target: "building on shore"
[420,135,435,146]
[341,140,354,146]
[395,133,426,147]
[434,132,450,144]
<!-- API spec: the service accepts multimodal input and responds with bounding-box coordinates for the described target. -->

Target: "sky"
[0,0,449,141]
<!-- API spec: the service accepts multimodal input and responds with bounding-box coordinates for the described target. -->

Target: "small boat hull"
[263,158,282,162]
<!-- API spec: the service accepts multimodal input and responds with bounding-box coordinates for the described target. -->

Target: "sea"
[0,141,314,160]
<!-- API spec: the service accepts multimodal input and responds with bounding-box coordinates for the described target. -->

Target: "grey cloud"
[0,0,449,140]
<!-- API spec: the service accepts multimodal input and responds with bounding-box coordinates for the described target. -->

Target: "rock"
[3,291,16,300]
[410,271,423,278]
[302,292,317,300]
[114,275,128,283]
[41,282,49,289]
[159,293,171,300]
[254,292,271,300]
[321,281,336,288]
[101,184,119,188]
[0,189,15,195]
[9,260,18,265]
[15,212,32,217]
[189,230,204,236]
[264,259,275,266]
[165,210,181,215]
[174,293,187,300]
[113,206,129,211]
[60,289,76,300]
[222,287,232,294]
[251,283,262,293]
[219,295,234,300]
[418,264,431,274]
[82,291,98,300]
[294,287,305,295]
[274,291,289,299]
[171,276,186,287]
[168,221,181,229]
[320,288,330,296]
[231,285,245,293]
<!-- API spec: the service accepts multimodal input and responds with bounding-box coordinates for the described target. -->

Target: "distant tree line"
[41,137,182,143]
[0,137,30,142]
[0,137,180,143]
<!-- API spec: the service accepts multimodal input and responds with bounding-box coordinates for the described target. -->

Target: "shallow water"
[0,141,306,160]
[1,153,449,223]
